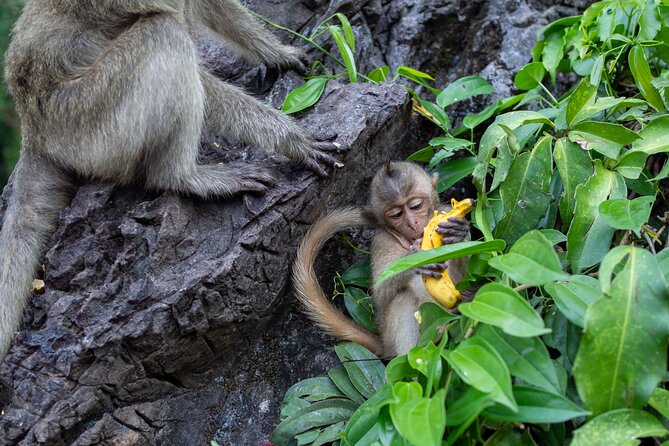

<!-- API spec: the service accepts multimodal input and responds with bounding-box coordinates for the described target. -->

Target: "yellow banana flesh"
[420,198,475,309]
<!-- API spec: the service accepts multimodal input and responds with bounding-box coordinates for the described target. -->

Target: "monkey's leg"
[197,0,306,69]
[0,153,73,358]
[377,293,422,357]
[200,72,339,176]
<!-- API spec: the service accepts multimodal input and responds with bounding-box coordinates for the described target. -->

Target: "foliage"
[274,2,669,444]
[0,1,23,187]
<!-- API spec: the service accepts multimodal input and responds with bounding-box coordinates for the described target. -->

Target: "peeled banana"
[420,198,475,308]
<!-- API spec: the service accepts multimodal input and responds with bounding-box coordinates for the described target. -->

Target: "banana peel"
[420,198,475,308]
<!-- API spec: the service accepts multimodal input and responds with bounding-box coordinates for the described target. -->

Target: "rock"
[0,0,591,444]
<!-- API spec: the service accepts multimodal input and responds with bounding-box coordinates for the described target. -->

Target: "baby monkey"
[292,162,471,357]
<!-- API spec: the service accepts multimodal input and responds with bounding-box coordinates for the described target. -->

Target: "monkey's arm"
[197,0,306,69]
[371,232,417,311]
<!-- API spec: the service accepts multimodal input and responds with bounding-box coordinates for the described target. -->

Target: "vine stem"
[513,284,534,292]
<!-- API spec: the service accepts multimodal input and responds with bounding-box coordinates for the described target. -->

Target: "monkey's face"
[385,194,433,246]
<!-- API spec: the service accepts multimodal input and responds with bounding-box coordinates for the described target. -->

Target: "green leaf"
[631,115,669,154]
[489,125,518,192]
[483,386,590,423]
[649,387,669,420]
[389,383,446,446]
[539,228,567,245]
[444,387,493,426]
[416,98,450,130]
[271,398,359,445]
[334,13,355,51]
[514,62,546,90]
[282,77,329,114]
[590,54,604,87]
[478,325,562,394]
[483,423,535,446]
[396,66,439,94]
[335,343,385,399]
[328,365,365,405]
[376,240,505,286]
[463,100,500,130]
[598,196,654,237]
[542,30,565,84]
[437,76,494,108]
[328,25,357,83]
[343,385,392,444]
[658,248,669,283]
[544,275,602,328]
[417,302,458,346]
[488,230,569,286]
[341,258,371,288]
[343,287,376,333]
[385,355,416,383]
[444,336,517,411]
[311,421,346,446]
[458,283,550,337]
[571,409,668,446]
[283,376,345,403]
[433,157,476,193]
[616,151,648,179]
[429,136,474,150]
[629,45,665,112]
[566,79,597,126]
[573,247,669,415]
[639,0,662,40]
[567,160,627,273]
[568,121,640,159]
[368,65,390,83]
[494,136,554,245]
[554,138,593,229]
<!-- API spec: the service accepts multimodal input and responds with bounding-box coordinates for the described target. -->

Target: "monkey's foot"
[436,217,470,244]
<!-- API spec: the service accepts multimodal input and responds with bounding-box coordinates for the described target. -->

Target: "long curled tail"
[0,153,73,360]
[292,207,383,356]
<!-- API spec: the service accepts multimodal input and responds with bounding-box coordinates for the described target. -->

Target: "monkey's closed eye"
[409,200,423,210]
[388,209,403,219]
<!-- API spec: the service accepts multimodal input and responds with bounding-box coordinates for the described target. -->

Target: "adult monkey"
[293,162,472,358]
[0,0,338,360]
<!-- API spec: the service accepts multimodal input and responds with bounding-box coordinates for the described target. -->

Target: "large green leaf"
[433,157,477,193]
[629,45,664,112]
[282,77,329,114]
[483,386,590,423]
[271,398,359,445]
[568,121,640,159]
[478,325,562,394]
[598,196,654,237]
[544,275,602,328]
[494,135,554,245]
[389,383,446,446]
[514,62,546,90]
[488,230,569,286]
[376,240,505,286]
[542,30,566,84]
[334,343,385,399]
[283,376,345,403]
[444,336,517,411]
[343,287,376,333]
[444,387,493,427]
[615,151,648,179]
[343,385,392,444]
[649,387,669,420]
[573,247,669,415]
[436,75,494,108]
[639,0,662,40]
[458,283,550,338]
[328,365,364,405]
[567,160,627,273]
[566,79,597,126]
[554,138,593,229]
[328,25,357,83]
[571,409,668,446]
[631,115,669,154]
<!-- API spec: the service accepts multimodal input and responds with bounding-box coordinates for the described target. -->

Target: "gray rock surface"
[0,0,591,444]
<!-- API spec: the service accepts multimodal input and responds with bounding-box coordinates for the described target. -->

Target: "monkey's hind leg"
[0,153,73,359]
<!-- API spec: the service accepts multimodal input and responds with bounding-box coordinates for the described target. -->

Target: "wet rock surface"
[0,0,590,444]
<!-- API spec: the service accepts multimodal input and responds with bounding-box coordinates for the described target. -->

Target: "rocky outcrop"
[0,1,591,444]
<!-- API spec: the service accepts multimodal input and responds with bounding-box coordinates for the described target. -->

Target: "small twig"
[644,231,657,254]
[513,284,533,293]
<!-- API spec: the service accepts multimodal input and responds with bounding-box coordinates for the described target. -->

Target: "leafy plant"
[274,1,669,445]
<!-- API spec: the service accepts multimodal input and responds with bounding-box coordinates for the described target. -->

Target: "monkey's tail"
[292,207,384,356]
[0,153,73,360]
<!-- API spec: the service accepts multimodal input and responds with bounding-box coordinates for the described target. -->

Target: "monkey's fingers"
[304,147,344,177]
[409,238,423,253]
[436,217,470,244]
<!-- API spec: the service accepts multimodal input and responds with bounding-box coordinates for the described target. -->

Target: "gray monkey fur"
[0,0,336,361]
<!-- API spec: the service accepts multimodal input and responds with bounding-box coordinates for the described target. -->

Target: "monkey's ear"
[431,173,439,188]
[362,208,379,226]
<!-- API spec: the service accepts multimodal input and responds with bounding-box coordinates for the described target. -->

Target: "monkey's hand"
[436,217,470,245]
[409,238,447,278]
